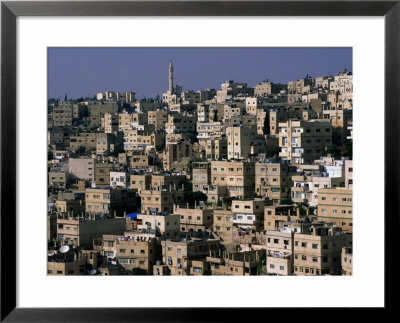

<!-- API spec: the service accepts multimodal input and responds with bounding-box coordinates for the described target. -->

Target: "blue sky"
[48,47,352,99]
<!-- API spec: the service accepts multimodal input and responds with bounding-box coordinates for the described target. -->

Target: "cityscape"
[48,48,353,276]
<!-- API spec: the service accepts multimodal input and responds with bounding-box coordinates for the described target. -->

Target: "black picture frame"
[1,0,398,321]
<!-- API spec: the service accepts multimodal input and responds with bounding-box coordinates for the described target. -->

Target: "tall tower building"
[169,61,174,94]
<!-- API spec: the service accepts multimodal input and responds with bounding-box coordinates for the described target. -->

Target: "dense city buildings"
[48,59,353,276]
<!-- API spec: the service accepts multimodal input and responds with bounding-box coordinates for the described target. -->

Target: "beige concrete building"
[279,119,332,164]
[151,174,187,190]
[206,249,266,275]
[341,246,352,275]
[110,171,130,188]
[291,173,344,205]
[48,249,99,275]
[163,139,192,172]
[148,109,168,131]
[140,186,185,215]
[264,205,301,231]
[52,104,73,127]
[211,160,255,198]
[192,162,211,194]
[136,213,180,238]
[213,209,233,242]
[94,162,114,187]
[226,125,258,160]
[173,204,213,233]
[255,162,294,202]
[293,225,352,275]
[265,228,294,275]
[317,188,353,232]
[103,112,119,134]
[68,158,95,183]
[231,199,267,230]
[165,114,196,134]
[205,137,227,160]
[85,187,137,217]
[129,173,151,192]
[344,160,353,188]
[162,238,220,275]
[254,82,272,97]
[69,133,97,152]
[105,233,157,273]
[56,212,126,248]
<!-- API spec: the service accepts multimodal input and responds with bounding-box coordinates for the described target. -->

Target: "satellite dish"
[89,269,97,275]
[59,245,70,253]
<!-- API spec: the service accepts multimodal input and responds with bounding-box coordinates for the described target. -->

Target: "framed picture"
[1,0,397,320]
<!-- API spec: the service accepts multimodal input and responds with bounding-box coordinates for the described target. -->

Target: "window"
[295,241,298,246]
[323,244,328,249]
[301,255,307,260]
[312,257,318,262]
[312,244,318,249]
[301,242,307,247]
[269,264,275,269]
[120,249,126,253]
[274,239,279,244]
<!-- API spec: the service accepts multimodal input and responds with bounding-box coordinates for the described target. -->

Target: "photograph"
[47,47,353,277]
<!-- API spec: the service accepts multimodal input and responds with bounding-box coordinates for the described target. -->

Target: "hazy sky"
[48,47,352,99]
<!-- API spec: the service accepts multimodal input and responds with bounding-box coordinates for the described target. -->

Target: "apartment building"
[344,160,353,188]
[317,188,353,232]
[293,224,352,275]
[140,186,185,215]
[174,204,213,233]
[162,237,220,275]
[94,162,115,187]
[52,104,73,127]
[48,168,70,190]
[48,249,99,276]
[197,122,224,142]
[163,139,192,172]
[341,247,353,275]
[205,137,227,160]
[85,188,137,217]
[165,114,196,134]
[110,171,130,188]
[68,158,95,183]
[279,119,332,164]
[56,212,126,248]
[148,109,168,131]
[265,228,294,275]
[264,205,300,231]
[108,233,157,273]
[213,209,233,242]
[231,199,267,230]
[226,125,258,160]
[255,162,294,202]
[136,213,180,238]
[103,112,119,133]
[96,132,123,155]
[151,174,187,190]
[291,173,344,205]
[69,133,97,152]
[211,160,255,198]
[192,162,211,194]
[206,249,266,276]
[129,172,151,192]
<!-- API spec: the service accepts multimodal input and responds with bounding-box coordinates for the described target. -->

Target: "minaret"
[169,61,174,94]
